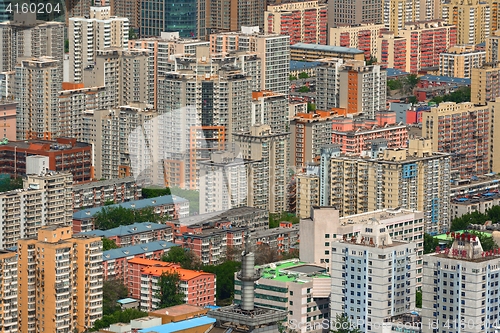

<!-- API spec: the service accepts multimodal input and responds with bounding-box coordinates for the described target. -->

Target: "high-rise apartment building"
[421,233,500,333]
[295,173,320,219]
[289,111,336,168]
[129,32,210,107]
[81,103,157,180]
[210,27,290,95]
[383,0,420,35]
[316,59,387,118]
[140,0,206,39]
[0,101,16,140]
[207,0,265,34]
[486,30,500,63]
[330,225,417,332]
[69,6,129,83]
[328,24,385,61]
[439,45,486,78]
[489,99,500,174]
[328,0,382,26]
[0,250,17,332]
[0,20,64,72]
[18,225,103,333]
[14,57,62,140]
[109,0,141,29]
[471,64,500,105]
[233,124,289,214]
[83,48,150,109]
[265,1,328,45]
[324,139,451,234]
[251,91,289,134]
[398,20,457,73]
[422,102,490,179]
[441,0,490,44]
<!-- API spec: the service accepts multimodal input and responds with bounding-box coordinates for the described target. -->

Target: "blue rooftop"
[290,60,322,71]
[117,298,138,304]
[386,68,409,78]
[102,240,179,261]
[419,75,471,85]
[138,316,216,333]
[78,222,169,238]
[291,43,364,54]
[73,195,188,220]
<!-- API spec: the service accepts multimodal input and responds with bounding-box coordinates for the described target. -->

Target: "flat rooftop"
[257,260,329,282]
[291,42,364,54]
[151,304,206,317]
[338,208,423,225]
[178,206,267,226]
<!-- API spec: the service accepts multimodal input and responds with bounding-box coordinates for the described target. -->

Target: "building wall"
[328,0,382,26]
[0,250,17,333]
[441,0,490,45]
[439,47,486,78]
[490,100,500,173]
[0,101,16,140]
[328,24,385,61]
[296,174,319,219]
[471,65,500,105]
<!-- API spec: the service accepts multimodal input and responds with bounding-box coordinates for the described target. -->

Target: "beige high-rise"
[17,226,103,333]
[441,0,491,44]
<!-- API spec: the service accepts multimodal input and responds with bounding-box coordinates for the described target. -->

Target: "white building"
[422,233,500,333]
[300,207,424,284]
[69,6,129,83]
[330,223,417,333]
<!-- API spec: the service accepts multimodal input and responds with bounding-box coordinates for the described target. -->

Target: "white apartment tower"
[422,233,500,333]
[330,223,417,333]
[15,57,62,140]
[69,6,129,83]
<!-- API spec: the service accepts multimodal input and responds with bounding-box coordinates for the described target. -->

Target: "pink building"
[331,111,408,154]
[127,257,216,310]
[0,101,18,141]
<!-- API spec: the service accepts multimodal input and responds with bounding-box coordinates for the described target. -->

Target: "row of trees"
[289,72,310,80]
[424,230,498,255]
[430,87,470,104]
[93,206,170,230]
[450,206,500,231]
[387,74,420,95]
[0,176,22,192]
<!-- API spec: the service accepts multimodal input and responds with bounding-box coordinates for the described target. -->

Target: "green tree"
[0,177,23,193]
[424,233,440,254]
[387,79,403,91]
[289,75,297,80]
[128,29,138,40]
[430,87,471,104]
[64,39,69,53]
[298,72,309,79]
[450,211,489,231]
[298,86,310,93]
[156,272,185,308]
[407,96,418,104]
[142,187,172,198]
[416,290,422,308]
[269,212,300,228]
[366,56,377,65]
[281,248,300,260]
[104,199,115,206]
[93,206,170,230]
[470,230,498,251]
[402,74,420,94]
[162,247,202,270]
[307,103,316,112]
[487,205,500,223]
[202,260,241,304]
[102,279,129,316]
[102,237,119,251]
[91,308,148,331]
[330,314,361,333]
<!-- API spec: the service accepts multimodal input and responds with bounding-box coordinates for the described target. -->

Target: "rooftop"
[419,75,471,85]
[0,139,90,151]
[337,208,423,225]
[150,304,207,317]
[73,176,139,190]
[117,298,138,304]
[251,225,299,238]
[139,316,216,333]
[102,240,179,261]
[78,222,170,238]
[386,68,409,78]
[257,260,329,282]
[434,230,492,241]
[290,60,322,71]
[291,43,364,54]
[452,191,500,204]
[73,195,188,219]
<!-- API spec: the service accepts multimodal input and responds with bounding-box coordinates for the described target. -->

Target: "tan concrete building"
[422,102,490,178]
[207,0,265,33]
[83,48,150,109]
[300,206,425,283]
[233,124,290,214]
[295,173,320,219]
[441,0,491,44]
[383,0,420,36]
[0,101,16,141]
[328,24,385,60]
[109,0,140,29]
[251,91,289,134]
[69,6,129,83]
[265,1,328,45]
[486,29,500,63]
[328,0,382,26]
[489,99,500,173]
[439,45,486,78]
[323,140,451,234]
[0,20,64,73]
[0,250,17,332]
[471,63,500,105]
[18,226,103,333]
[14,57,62,140]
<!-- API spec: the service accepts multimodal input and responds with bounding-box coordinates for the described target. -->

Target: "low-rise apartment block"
[0,171,73,249]
[451,174,500,198]
[72,176,144,209]
[331,111,408,154]
[328,24,385,61]
[471,63,500,105]
[102,240,179,281]
[439,45,486,78]
[290,43,365,62]
[330,225,417,333]
[265,1,327,45]
[72,195,189,233]
[79,222,173,247]
[234,260,331,333]
[252,222,300,254]
[451,192,500,219]
[127,258,216,310]
[300,206,424,283]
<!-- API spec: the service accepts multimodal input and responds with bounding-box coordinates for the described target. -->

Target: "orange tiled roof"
[141,266,213,280]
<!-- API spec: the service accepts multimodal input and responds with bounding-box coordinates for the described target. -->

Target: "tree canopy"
[430,87,471,104]
[142,187,172,198]
[0,177,22,193]
[162,247,202,270]
[424,233,440,254]
[102,279,129,315]
[90,308,148,331]
[155,271,185,308]
[269,212,299,228]
[416,290,422,308]
[93,206,169,230]
[330,314,362,333]
[450,206,500,231]
[202,260,241,304]
[102,237,119,251]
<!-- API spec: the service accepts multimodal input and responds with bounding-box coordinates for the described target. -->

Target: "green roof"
[257,261,330,283]
[434,230,492,241]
